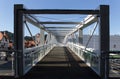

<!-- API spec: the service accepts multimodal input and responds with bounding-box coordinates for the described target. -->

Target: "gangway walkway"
[16,46,100,79]
[0,4,116,79]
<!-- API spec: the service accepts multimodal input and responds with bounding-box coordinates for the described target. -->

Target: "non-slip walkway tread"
[23,47,100,79]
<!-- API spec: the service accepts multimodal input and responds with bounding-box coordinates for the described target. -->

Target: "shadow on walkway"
[0,47,101,79]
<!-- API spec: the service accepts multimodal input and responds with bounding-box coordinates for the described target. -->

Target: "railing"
[67,42,100,75]
[109,51,120,78]
[23,43,55,74]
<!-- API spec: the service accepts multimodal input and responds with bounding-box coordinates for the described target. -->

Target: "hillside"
[0,31,14,41]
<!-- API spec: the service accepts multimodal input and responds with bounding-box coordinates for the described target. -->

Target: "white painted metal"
[67,42,100,75]
[67,15,98,36]
[23,44,55,74]
[25,16,45,30]
[40,29,45,46]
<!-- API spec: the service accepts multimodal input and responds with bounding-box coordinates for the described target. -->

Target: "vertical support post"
[71,34,74,50]
[14,4,24,77]
[47,34,50,44]
[99,5,109,79]
[51,35,54,44]
[40,29,45,46]
[79,29,83,45]
[47,34,50,50]
[50,34,52,49]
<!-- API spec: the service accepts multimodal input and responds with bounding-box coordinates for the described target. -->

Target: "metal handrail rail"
[67,42,100,75]
[24,44,52,54]
[67,42,98,56]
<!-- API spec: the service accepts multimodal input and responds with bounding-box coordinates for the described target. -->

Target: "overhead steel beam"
[47,28,73,30]
[67,15,98,35]
[45,26,74,29]
[49,31,69,34]
[24,9,99,14]
[52,34,66,36]
[47,30,72,31]
[27,14,40,23]
[77,15,98,29]
[25,16,52,35]
[48,31,72,33]
[50,32,69,34]
[49,33,70,35]
[52,34,68,36]
[55,35,66,37]
[50,34,68,36]
[45,27,75,32]
[39,21,80,24]
[49,30,69,32]
[25,16,44,29]
[24,16,51,34]
[51,32,67,34]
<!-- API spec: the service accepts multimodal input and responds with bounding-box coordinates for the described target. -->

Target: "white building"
[110,35,120,51]
[83,35,120,51]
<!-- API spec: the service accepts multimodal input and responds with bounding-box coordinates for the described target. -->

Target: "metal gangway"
[0,4,119,79]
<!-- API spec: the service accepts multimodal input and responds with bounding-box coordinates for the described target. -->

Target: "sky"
[0,0,120,35]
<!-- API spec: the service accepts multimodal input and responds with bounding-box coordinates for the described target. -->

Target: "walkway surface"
[0,47,101,79]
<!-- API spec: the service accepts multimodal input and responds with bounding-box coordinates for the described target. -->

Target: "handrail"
[67,42,100,75]
[23,43,55,75]
[68,42,94,52]
[24,44,51,54]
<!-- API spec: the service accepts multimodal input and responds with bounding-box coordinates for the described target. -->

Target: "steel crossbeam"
[38,21,80,24]
[23,9,99,14]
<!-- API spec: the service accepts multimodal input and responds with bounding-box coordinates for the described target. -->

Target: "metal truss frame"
[14,4,109,79]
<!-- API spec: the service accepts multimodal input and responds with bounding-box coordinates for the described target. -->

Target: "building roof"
[0,32,3,40]
[0,32,9,41]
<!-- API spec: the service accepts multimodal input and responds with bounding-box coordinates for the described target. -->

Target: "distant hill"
[0,31,48,42]
[24,36,35,41]
[24,34,47,41]
[0,30,14,41]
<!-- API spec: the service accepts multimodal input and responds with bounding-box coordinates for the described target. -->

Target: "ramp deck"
[0,47,100,79]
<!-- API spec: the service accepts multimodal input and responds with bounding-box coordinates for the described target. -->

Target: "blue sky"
[0,0,120,35]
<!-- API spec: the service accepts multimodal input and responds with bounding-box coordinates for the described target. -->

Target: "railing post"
[40,29,45,55]
[14,4,24,77]
[79,28,83,45]
[50,34,52,49]
[40,29,45,46]
[99,5,109,79]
